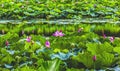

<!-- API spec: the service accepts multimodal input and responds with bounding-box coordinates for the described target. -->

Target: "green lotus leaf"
[67,68,84,71]
[114,47,120,54]
[98,52,114,67]
[87,42,113,55]
[38,59,61,71]
[72,52,94,68]
[1,55,15,64]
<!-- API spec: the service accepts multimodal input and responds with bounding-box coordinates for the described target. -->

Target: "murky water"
[0,18,120,24]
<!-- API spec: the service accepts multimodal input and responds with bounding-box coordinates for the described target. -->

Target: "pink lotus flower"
[78,28,83,32]
[110,36,114,42]
[103,34,107,38]
[53,30,64,37]
[59,31,64,37]
[45,41,50,48]
[93,55,96,62]
[5,40,9,46]
[26,36,31,42]
[53,31,59,37]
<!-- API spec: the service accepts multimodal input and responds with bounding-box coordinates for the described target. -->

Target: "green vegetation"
[0,0,120,20]
[0,23,120,71]
[0,0,120,71]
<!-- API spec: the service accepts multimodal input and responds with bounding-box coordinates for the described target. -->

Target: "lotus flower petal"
[93,55,96,61]
[45,41,50,48]
[110,36,114,42]
[26,36,31,42]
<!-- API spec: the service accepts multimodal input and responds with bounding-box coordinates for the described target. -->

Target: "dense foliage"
[0,0,120,20]
[0,0,120,71]
[0,23,120,71]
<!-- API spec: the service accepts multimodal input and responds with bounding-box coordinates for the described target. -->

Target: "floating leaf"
[38,59,61,71]
[114,47,120,54]
[72,52,94,68]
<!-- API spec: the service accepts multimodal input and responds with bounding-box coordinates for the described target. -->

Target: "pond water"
[0,18,120,24]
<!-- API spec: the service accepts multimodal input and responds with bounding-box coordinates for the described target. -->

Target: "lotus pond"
[0,23,120,71]
[0,0,120,20]
[1,0,120,71]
